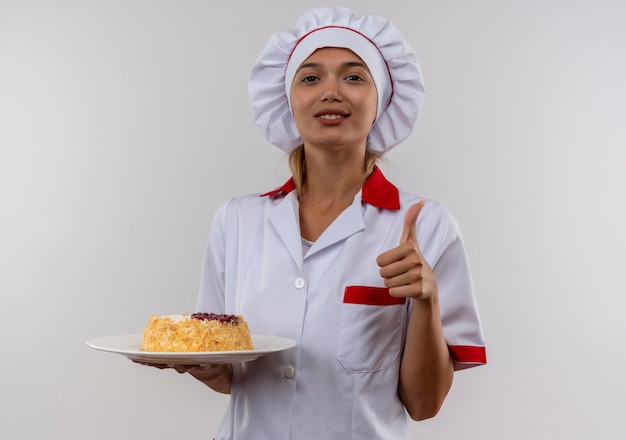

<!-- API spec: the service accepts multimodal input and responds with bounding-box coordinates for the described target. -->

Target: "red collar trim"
[362,166,401,210]
[260,177,297,198]
[260,166,400,210]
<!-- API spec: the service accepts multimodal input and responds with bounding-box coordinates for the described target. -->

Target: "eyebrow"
[296,61,369,72]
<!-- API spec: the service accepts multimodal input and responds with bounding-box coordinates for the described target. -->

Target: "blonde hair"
[288,145,380,193]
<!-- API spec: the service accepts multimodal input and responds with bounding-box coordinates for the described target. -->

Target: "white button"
[283,366,295,379]
[294,277,306,289]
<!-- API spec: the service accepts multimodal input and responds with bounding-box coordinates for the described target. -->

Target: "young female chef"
[159,6,486,439]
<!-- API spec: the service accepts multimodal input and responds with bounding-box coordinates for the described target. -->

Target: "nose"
[321,92,341,102]
[320,82,342,102]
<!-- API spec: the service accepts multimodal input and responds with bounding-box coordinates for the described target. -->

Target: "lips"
[317,114,344,120]
[315,109,349,123]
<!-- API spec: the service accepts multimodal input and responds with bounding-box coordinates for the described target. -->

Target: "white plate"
[86,334,296,364]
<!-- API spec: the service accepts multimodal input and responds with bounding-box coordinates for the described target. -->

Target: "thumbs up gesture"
[376,201,437,301]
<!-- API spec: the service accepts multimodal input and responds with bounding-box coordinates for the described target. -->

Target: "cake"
[141,313,254,352]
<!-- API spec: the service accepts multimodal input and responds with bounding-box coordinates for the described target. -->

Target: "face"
[290,47,378,150]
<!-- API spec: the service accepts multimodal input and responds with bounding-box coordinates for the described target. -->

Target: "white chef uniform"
[196,167,486,440]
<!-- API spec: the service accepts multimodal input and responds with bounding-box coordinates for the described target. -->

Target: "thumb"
[399,201,425,245]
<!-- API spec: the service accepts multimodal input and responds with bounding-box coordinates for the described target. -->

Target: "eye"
[345,74,365,81]
[300,75,319,83]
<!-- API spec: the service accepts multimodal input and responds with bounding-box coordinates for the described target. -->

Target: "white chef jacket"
[196,167,486,440]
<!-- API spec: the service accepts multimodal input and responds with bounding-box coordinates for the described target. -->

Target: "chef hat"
[248,6,425,154]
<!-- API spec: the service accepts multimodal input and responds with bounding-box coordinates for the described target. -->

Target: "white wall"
[1,0,625,439]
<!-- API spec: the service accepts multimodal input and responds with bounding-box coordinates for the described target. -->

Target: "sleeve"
[195,200,231,314]
[418,201,487,371]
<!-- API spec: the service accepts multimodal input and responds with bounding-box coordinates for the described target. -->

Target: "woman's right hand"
[133,361,233,394]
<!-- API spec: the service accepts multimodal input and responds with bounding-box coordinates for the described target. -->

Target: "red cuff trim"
[343,286,406,306]
[448,345,487,365]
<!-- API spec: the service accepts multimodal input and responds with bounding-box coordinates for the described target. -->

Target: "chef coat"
[196,167,486,439]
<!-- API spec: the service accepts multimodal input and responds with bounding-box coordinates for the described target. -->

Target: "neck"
[300,145,367,203]
[296,144,369,242]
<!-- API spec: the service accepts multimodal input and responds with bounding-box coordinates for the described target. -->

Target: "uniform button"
[294,277,306,289]
[283,366,295,379]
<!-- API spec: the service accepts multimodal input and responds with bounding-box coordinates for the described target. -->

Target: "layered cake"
[141,313,253,352]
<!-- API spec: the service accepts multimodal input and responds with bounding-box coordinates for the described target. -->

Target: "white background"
[1,0,625,439]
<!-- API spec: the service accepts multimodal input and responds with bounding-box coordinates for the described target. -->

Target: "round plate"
[86,334,296,364]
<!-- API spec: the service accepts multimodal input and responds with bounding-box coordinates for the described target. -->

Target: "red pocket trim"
[343,286,406,306]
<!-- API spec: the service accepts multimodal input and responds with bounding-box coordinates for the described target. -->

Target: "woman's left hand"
[376,201,437,301]
[378,202,452,419]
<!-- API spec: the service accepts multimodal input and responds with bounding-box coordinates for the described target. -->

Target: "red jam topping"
[191,313,239,325]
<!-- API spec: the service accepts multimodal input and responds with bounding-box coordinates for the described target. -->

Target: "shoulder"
[397,188,460,231]
[215,191,274,213]
[211,193,259,224]
[396,188,463,260]
[212,190,292,226]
